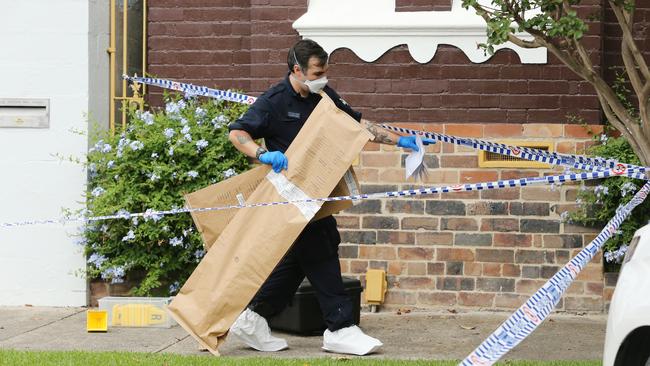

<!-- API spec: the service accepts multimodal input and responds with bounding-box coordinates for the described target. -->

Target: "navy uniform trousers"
[248,215,354,332]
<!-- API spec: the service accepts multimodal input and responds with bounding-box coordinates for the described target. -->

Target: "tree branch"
[537,36,592,81]
[471,4,495,22]
[470,3,543,50]
[621,38,645,102]
[622,4,650,133]
[641,82,650,139]
[643,82,650,108]
[596,91,634,137]
[561,0,572,14]
[623,1,634,31]
[610,1,650,143]
[547,37,644,151]
[507,3,543,40]
[560,0,597,75]
[610,1,650,82]
[506,34,543,49]
[595,75,638,121]
[595,90,650,165]
[573,37,596,75]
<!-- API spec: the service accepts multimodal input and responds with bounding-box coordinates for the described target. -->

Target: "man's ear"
[292,64,303,76]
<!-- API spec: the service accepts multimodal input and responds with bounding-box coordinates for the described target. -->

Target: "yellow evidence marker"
[86,310,108,332]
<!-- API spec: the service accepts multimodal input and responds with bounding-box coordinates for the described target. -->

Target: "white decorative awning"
[292,0,547,64]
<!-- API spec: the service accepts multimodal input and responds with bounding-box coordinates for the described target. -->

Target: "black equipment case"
[268,277,362,335]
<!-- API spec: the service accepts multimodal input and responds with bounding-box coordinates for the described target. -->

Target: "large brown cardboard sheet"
[167,94,373,355]
[184,166,360,251]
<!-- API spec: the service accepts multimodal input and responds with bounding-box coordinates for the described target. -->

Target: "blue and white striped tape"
[378,124,648,176]
[460,181,650,366]
[124,75,257,105]
[1,168,643,229]
[125,74,648,177]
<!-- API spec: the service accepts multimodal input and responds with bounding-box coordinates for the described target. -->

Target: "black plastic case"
[268,277,362,335]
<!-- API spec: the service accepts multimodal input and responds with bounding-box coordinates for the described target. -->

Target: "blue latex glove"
[259,151,288,173]
[397,136,436,152]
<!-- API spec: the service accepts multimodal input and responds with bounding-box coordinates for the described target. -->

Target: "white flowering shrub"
[568,136,650,265]
[83,95,250,295]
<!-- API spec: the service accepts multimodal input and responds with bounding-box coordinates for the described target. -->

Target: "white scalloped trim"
[292,0,547,64]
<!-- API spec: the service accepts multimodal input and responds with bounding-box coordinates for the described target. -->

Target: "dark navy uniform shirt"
[228,74,362,153]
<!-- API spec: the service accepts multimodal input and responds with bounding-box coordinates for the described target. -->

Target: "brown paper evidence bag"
[167,93,374,355]
[184,158,361,251]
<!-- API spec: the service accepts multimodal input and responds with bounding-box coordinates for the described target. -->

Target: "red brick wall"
[342,122,606,312]
[148,0,603,125]
[146,1,648,312]
[148,0,253,94]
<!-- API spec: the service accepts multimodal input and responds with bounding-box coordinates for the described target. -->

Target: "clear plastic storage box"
[98,296,177,328]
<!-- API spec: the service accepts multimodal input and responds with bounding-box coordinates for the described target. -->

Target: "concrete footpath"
[0,306,605,361]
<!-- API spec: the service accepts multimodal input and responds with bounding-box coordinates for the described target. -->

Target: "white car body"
[603,224,650,366]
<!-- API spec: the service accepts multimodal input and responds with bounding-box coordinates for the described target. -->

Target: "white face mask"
[293,72,328,94]
[303,76,328,94]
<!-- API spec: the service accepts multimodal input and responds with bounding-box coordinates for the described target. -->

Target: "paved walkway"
[0,306,605,361]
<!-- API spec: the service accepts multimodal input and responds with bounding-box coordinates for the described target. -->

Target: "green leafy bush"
[568,135,650,264]
[81,95,250,295]
[567,67,646,265]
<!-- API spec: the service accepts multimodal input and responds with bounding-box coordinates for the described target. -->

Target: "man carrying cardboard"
[227,39,435,356]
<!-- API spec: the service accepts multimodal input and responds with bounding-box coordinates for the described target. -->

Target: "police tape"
[460,181,650,366]
[378,123,648,176]
[1,168,643,229]
[125,74,648,177]
[123,75,257,105]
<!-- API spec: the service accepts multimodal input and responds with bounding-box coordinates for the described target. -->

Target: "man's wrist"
[255,146,268,160]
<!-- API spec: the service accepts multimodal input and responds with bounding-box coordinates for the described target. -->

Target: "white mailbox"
[0,98,50,128]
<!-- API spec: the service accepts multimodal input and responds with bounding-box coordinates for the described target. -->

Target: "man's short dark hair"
[287,39,328,73]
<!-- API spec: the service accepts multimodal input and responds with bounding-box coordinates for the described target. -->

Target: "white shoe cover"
[229,308,288,352]
[322,325,383,355]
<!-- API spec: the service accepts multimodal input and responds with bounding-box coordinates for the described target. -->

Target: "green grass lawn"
[0,350,601,366]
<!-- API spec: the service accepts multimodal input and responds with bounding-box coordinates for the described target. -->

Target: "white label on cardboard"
[265,171,321,220]
[236,193,245,206]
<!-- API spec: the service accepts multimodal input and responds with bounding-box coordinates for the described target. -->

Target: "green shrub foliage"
[568,135,650,264]
[82,96,250,295]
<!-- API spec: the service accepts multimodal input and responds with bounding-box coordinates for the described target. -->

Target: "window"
[478,141,555,169]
